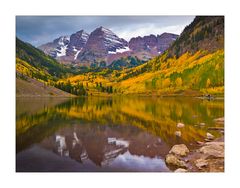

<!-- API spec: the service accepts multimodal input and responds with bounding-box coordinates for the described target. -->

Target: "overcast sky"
[16,16,195,47]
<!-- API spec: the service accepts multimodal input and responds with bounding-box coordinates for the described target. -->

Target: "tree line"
[54,81,87,96]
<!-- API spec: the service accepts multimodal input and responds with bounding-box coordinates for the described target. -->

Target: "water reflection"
[16,97,224,172]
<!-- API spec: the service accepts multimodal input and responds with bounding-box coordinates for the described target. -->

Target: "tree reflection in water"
[16,96,224,172]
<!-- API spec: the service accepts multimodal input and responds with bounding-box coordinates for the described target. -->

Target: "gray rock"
[204,139,212,142]
[206,132,215,140]
[175,131,181,137]
[165,154,187,168]
[196,141,204,145]
[169,144,190,156]
[177,123,185,128]
[214,117,224,123]
[174,168,188,172]
[199,142,224,158]
[195,159,208,169]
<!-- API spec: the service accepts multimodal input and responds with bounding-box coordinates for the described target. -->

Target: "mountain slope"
[108,56,145,70]
[168,16,224,58]
[38,36,70,58]
[16,37,73,79]
[129,33,178,54]
[66,30,89,60]
[16,57,52,82]
[83,27,129,54]
[38,31,90,63]
[76,26,129,65]
[16,38,78,97]
[115,50,224,95]
[16,73,74,97]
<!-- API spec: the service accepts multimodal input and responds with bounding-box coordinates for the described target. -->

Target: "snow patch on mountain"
[108,51,116,54]
[71,46,82,60]
[56,45,68,57]
[75,49,82,60]
[108,46,130,54]
[57,36,70,46]
[116,46,130,53]
[81,32,89,42]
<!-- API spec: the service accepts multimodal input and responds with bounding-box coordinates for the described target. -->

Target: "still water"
[16,96,224,172]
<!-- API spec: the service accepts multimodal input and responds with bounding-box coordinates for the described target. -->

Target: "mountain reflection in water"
[16,97,224,172]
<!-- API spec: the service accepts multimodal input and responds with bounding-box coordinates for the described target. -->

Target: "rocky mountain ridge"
[38,27,178,66]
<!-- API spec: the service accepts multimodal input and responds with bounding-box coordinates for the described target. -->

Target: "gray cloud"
[16,16,195,46]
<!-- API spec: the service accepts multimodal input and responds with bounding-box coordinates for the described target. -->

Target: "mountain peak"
[76,29,84,33]
[158,32,178,37]
[98,26,109,31]
[129,33,178,54]
[53,35,70,45]
[65,30,89,59]
[70,30,89,42]
[93,26,116,36]
[75,30,88,35]
[77,26,129,64]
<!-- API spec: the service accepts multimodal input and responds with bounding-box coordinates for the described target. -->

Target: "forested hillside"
[16,38,74,80]
[168,16,224,57]
[16,38,77,96]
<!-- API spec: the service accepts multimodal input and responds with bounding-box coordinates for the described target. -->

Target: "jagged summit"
[38,27,178,66]
[129,33,178,54]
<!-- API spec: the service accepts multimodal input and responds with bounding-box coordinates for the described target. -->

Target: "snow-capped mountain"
[66,30,89,60]
[38,31,89,62]
[38,27,179,66]
[38,36,70,58]
[77,27,130,64]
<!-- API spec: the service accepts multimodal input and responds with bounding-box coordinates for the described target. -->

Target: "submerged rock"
[196,141,204,145]
[169,144,190,156]
[165,154,187,168]
[177,123,185,128]
[204,139,212,142]
[175,131,181,137]
[214,117,224,124]
[206,132,215,140]
[174,168,188,172]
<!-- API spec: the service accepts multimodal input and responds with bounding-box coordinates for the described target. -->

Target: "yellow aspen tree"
[175,77,183,87]
[163,78,171,88]
[206,78,211,88]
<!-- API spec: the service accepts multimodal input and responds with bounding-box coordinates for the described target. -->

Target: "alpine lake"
[16,96,224,172]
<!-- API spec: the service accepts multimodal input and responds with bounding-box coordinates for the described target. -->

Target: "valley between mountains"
[16,16,225,172]
[16,16,224,97]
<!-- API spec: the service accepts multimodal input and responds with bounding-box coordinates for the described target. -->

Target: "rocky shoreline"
[166,118,224,172]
